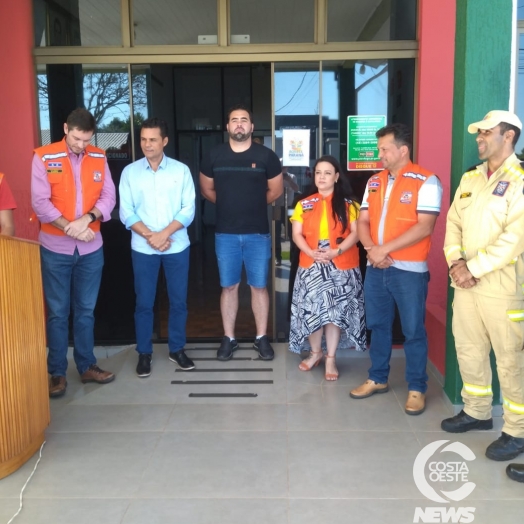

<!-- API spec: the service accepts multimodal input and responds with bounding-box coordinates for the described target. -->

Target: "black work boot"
[441,410,493,433]
[486,433,524,461]
[506,463,524,482]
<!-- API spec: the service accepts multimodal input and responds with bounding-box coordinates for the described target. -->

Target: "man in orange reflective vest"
[442,110,524,462]
[31,108,116,398]
[350,123,442,415]
[0,172,16,235]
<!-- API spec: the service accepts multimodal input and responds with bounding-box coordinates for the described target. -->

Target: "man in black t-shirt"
[200,105,283,361]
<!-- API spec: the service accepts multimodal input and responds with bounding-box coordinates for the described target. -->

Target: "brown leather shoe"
[405,391,426,415]
[350,379,389,399]
[49,376,67,398]
[80,364,115,384]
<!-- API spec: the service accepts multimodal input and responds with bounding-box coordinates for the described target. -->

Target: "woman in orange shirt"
[288,156,365,380]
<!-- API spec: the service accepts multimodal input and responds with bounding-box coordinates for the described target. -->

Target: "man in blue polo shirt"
[119,117,196,377]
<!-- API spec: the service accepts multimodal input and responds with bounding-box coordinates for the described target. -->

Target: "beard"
[228,129,252,142]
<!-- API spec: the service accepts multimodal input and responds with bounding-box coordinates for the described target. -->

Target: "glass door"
[272,62,320,340]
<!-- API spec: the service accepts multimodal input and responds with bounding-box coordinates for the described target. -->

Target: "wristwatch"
[87,212,97,223]
[337,248,342,256]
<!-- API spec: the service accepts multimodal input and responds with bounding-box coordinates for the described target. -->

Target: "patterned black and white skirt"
[288,241,366,354]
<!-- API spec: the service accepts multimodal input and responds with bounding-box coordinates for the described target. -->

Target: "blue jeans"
[131,248,189,355]
[364,266,429,393]
[215,233,271,288]
[41,246,104,376]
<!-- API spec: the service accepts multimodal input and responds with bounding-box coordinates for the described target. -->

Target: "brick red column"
[0,0,39,240]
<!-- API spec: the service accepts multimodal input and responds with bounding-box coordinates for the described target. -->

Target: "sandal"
[324,355,339,381]
[298,350,323,371]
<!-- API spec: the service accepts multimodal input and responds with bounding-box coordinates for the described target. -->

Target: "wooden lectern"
[0,236,49,480]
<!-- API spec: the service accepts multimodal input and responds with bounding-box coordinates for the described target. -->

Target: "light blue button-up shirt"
[119,155,196,255]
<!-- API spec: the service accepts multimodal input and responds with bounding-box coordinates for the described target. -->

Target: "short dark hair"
[66,108,96,132]
[499,122,521,147]
[376,123,413,155]
[141,117,168,139]
[226,104,253,123]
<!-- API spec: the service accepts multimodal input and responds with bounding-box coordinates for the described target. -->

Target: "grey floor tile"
[287,430,422,499]
[139,431,288,498]
[6,341,513,522]
[288,386,408,431]
[69,378,181,405]
[15,432,161,498]
[415,431,524,501]
[289,498,524,524]
[0,445,48,499]
[286,381,323,404]
[122,498,288,524]
[289,499,420,524]
[48,404,174,433]
[166,404,287,431]
[0,498,130,524]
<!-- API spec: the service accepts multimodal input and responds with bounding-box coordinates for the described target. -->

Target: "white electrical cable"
[6,440,46,524]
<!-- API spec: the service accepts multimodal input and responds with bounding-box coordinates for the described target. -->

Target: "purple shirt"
[31,145,116,255]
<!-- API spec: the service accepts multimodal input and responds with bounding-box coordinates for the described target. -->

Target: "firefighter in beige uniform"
[442,110,524,463]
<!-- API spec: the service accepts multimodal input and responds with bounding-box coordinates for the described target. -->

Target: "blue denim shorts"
[215,233,271,288]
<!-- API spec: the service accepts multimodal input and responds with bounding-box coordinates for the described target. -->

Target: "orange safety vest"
[298,192,360,270]
[365,162,435,262]
[34,138,106,236]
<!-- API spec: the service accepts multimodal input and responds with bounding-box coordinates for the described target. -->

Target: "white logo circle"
[413,440,476,503]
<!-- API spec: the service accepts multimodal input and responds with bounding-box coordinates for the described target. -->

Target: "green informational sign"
[347,115,386,170]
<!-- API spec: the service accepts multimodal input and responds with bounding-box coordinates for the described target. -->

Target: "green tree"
[99,112,146,133]
[38,71,148,127]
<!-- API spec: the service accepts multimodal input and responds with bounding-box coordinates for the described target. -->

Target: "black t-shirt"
[200,142,282,234]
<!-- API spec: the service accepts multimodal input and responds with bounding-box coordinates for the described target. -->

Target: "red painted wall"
[0,0,39,240]
[415,0,456,375]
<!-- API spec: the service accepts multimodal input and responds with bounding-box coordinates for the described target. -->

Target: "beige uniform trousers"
[453,289,524,437]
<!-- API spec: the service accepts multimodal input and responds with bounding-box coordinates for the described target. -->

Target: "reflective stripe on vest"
[507,310,524,322]
[463,383,492,396]
[503,397,524,414]
[444,244,461,260]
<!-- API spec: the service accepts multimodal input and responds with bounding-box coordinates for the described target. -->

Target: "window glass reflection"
[133,0,217,45]
[327,0,417,42]
[33,0,121,47]
[230,0,314,44]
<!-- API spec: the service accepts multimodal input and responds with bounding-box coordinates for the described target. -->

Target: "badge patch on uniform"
[368,189,377,193]
[46,169,62,173]
[93,171,102,182]
[460,192,472,199]
[48,162,62,168]
[302,203,314,211]
[369,181,380,188]
[493,181,509,196]
[400,191,412,204]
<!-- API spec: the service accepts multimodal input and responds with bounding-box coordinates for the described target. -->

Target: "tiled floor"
[1,344,523,524]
